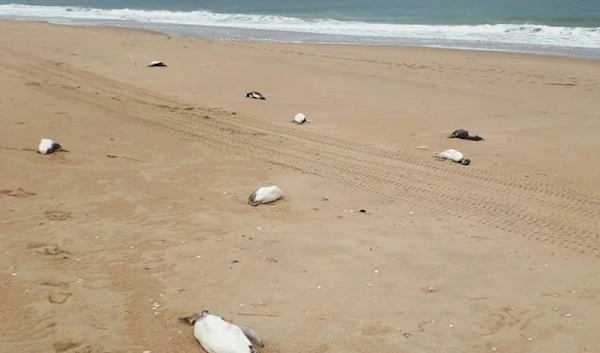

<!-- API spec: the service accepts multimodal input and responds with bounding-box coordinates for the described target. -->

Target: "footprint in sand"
[0,188,36,198]
[360,322,392,336]
[28,242,72,259]
[27,241,50,249]
[476,306,545,337]
[306,343,330,353]
[53,339,93,353]
[41,280,73,304]
[45,210,72,221]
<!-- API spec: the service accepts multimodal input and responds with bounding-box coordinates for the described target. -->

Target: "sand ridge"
[0,20,599,353]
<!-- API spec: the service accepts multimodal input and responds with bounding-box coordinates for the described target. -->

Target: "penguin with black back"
[449,129,484,141]
[246,91,266,100]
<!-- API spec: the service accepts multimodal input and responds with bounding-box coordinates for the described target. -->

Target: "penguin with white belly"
[38,138,65,154]
[179,310,264,353]
[246,91,266,100]
[292,113,313,124]
[434,149,471,165]
[248,185,283,206]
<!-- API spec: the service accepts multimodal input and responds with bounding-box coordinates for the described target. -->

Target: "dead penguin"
[248,185,283,206]
[449,129,484,141]
[38,138,64,155]
[147,60,167,67]
[179,310,264,353]
[434,149,471,165]
[293,113,313,124]
[246,91,266,100]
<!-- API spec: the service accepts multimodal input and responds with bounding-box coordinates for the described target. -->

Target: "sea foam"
[0,4,599,50]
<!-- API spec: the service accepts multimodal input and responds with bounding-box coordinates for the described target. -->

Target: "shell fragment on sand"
[179,310,264,353]
[248,185,283,206]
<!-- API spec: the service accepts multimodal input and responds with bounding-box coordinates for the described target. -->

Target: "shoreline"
[2,17,600,61]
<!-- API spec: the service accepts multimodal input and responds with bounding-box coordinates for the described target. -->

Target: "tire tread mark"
[2,46,598,257]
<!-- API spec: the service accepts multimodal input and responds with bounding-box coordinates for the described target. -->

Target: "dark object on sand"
[147,61,167,67]
[449,129,484,141]
[246,91,266,100]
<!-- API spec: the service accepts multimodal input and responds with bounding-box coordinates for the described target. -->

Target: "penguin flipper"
[237,324,264,347]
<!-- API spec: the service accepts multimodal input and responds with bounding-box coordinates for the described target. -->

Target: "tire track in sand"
[2,45,598,256]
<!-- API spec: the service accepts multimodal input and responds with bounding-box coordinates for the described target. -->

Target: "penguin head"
[460,158,471,166]
[48,144,61,154]
[179,310,210,325]
[246,92,252,97]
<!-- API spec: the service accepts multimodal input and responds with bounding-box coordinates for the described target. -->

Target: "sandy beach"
[0,20,599,353]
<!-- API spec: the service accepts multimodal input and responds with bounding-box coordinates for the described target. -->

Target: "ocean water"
[0,0,599,58]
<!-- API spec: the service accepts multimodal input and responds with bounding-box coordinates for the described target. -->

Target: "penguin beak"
[178,315,196,324]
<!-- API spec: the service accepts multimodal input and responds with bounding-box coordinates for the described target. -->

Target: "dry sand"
[0,20,599,353]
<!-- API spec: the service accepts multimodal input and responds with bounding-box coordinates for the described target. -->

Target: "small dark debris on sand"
[0,146,38,152]
[106,154,146,162]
